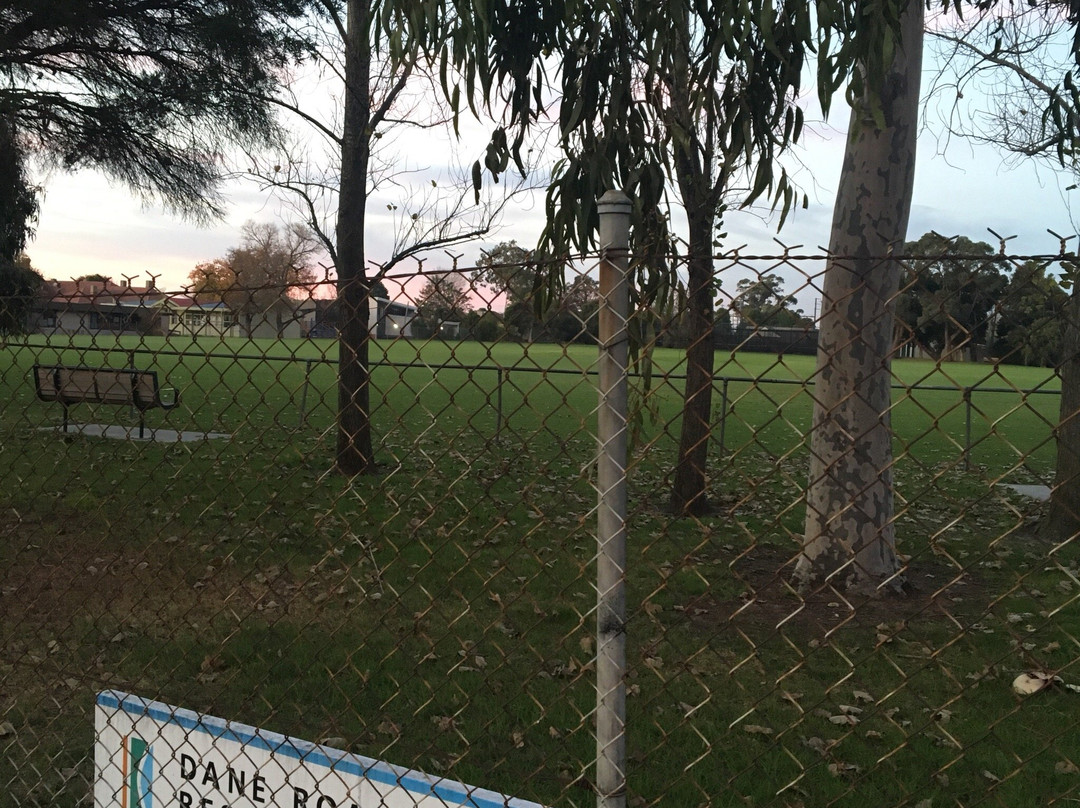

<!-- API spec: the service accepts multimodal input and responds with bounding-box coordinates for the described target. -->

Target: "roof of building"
[161,296,230,310]
[46,278,166,306]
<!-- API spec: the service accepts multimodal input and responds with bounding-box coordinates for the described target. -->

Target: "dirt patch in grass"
[682,543,989,642]
[0,509,371,653]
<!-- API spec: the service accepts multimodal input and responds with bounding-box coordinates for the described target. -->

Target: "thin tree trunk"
[796,0,924,594]
[666,5,717,518]
[1046,284,1080,539]
[669,208,715,516]
[336,0,376,475]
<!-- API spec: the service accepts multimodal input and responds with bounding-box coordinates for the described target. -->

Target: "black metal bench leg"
[139,413,146,440]
[62,403,69,433]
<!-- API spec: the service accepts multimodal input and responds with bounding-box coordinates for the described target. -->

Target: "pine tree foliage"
[1,0,320,219]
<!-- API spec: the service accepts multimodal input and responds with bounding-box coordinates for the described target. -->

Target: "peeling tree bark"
[796,0,924,594]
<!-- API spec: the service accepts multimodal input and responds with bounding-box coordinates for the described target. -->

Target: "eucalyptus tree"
[796,0,926,593]
[391,0,822,515]
[414,273,473,338]
[797,0,1080,593]
[923,2,1080,544]
[390,0,1080,557]
[472,240,545,340]
[732,274,804,329]
[993,259,1069,367]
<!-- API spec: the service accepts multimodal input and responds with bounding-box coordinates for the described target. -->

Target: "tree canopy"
[0,253,43,337]
[0,118,37,261]
[1,0,318,222]
[189,221,318,335]
[473,241,539,339]
[414,273,472,338]
[898,233,1009,362]
[382,0,945,515]
[992,259,1069,367]
[474,241,533,305]
[731,274,806,329]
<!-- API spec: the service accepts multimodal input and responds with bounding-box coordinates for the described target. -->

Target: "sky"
[23,40,1080,309]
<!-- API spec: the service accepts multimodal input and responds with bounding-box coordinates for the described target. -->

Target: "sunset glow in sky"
[24,37,1080,305]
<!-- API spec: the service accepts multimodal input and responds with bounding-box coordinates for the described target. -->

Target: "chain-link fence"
[3,214,1080,808]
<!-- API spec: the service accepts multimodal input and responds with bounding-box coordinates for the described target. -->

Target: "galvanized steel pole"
[596,190,631,808]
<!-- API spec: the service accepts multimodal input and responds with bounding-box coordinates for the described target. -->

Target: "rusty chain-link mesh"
[2,240,1079,808]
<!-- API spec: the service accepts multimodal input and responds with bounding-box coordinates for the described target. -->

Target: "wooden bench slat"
[133,373,161,409]
[94,371,135,405]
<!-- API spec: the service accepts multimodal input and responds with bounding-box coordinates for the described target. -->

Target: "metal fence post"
[496,366,504,439]
[963,387,973,471]
[128,348,137,419]
[298,358,314,428]
[596,189,631,808]
[718,376,730,457]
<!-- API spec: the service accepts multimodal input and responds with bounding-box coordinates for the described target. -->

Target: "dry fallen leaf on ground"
[743,724,774,735]
[803,737,830,756]
[1012,671,1054,696]
[827,762,860,777]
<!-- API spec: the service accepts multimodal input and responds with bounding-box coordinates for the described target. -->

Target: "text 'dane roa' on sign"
[94,691,547,808]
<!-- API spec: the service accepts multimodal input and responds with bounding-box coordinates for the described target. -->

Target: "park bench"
[33,364,179,439]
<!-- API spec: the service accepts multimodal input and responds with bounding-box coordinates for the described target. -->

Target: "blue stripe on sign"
[97,691,544,808]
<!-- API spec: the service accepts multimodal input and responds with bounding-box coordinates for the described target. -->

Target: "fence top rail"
[16,340,1062,396]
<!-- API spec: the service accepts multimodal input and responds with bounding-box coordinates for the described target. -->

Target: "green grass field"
[0,333,1077,807]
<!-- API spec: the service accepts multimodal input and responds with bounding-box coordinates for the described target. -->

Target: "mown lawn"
[0,333,1077,808]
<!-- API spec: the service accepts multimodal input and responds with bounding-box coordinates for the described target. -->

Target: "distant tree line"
[897,231,1072,367]
[188,221,318,338]
[643,237,1074,367]
[410,242,600,344]
[411,270,600,345]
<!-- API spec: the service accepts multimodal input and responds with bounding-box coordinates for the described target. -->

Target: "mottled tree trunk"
[796,0,924,593]
[1046,284,1080,540]
[336,0,376,475]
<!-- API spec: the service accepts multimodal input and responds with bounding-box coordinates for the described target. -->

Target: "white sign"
[94,691,547,808]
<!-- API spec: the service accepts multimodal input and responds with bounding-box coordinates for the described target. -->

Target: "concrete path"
[41,424,230,442]
[1000,483,1052,502]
